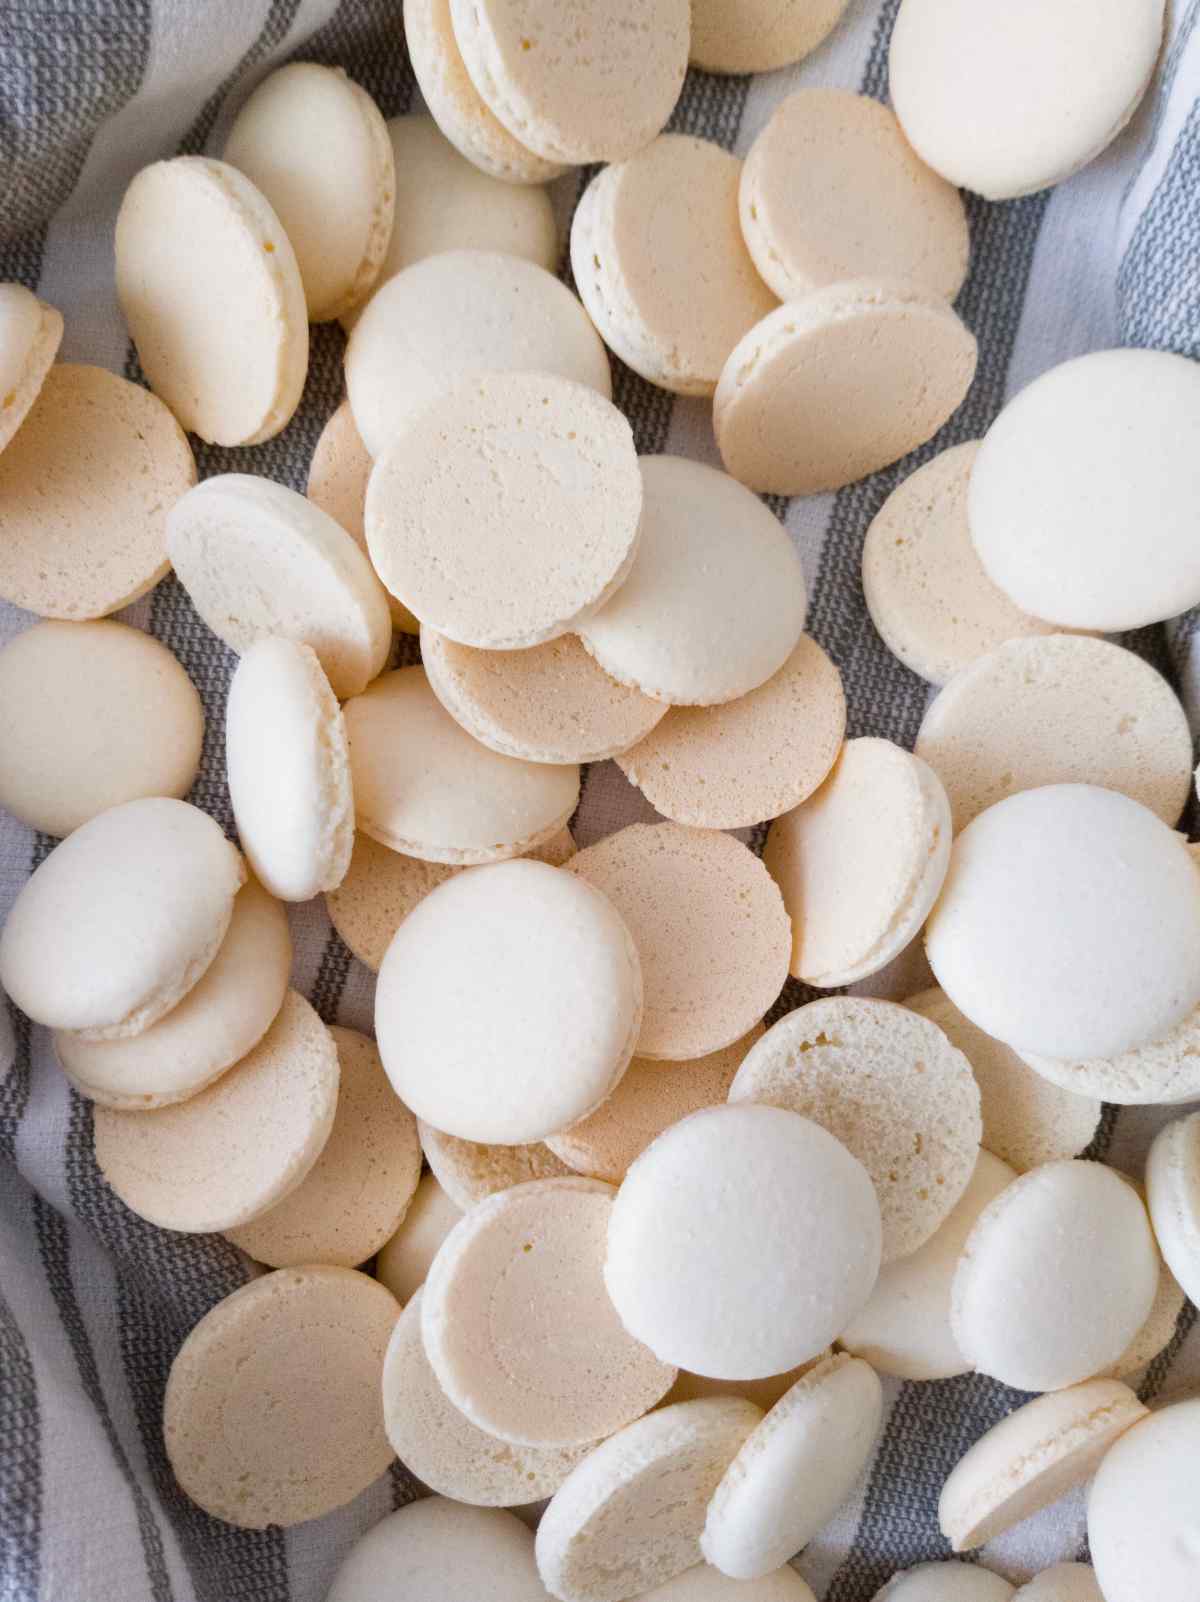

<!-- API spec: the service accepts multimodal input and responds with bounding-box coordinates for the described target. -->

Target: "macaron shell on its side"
[688,0,850,73]
[115,155,308,445]
[1144,1111,1200,1308]
[1018,1000,1200,1105]
[0,282,63,454]
[713,282,977,496]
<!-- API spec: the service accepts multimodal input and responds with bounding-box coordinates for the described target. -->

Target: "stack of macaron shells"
[0,1,1196,1597]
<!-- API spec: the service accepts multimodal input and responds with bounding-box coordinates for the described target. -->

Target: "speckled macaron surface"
[164,1265,398,1529]
[94,990,339,1234]
[116,156,308,445]
[714,281,976,495]
[0,364,193,620]
[566,823,791,1060]
[570,135,777,396]
[740,90,968,302]
[0,281,62,454]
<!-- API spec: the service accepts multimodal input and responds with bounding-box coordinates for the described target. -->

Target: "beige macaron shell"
[639,1571,816,1602]
[306,400,419,631]
[740,90,968,302]
[888,0,1163,201]
[839,1150,1016,1381]
[0,621,202,838]
[1145,1111,1200,1309]
[167,473,391,701]
[535,1398,765,1602]
[422,1177,676,1447]
[422,626,666,764]
[346,249,609,458]
[223,63,394,321]
[375,1171,462,1304]
[403,0,567,183]
[0,797,244,1036]
[730,997,982,1261]
[420,1119,572,1208]
[566,823,791,1061]
[546,1028,764,1185]
[570,135,777,396]
[1013,1567,1104,1602]
[690,0,848,72]
[906,989,1100,1172]
[702,1354,883,1580]
[448,0,689,165]
[1087,1398,1200,1602]
[115,156,308,446]
[0,364,193,620]
[164,1265,397,1529]
[366,374,637,650]
[939,1378,1148,1551]
[226,638,354,902]
[665,1353,833,1415]
[617,635,845,831]
[383,1287,591,1505]
[968,348,1200,631]
[225,1026,420,1267]
[862,441,1076,687]
[55,878,290,1109]
[1019,1001,1200,1106]
[714,282,976,496]
[873,1564,1015,1602]
[330,1499,550,1602]
[916,635,1193,832]
[0,284,63,454]
[344,667,578,863]
[326,825,575,971]
[579,456,807,706]
[605,1103,882,1380]
[925,785,1200,1060]
[375,857,642,1144]
[1100,1235,1187,1380]
[93,990,338,1233]
[950,1159,1159,1391]
[763,737,952,988]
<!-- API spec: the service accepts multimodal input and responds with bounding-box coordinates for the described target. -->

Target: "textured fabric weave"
[1,2,1198,1599]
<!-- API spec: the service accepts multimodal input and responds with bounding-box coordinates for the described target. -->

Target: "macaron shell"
[56,877,291,1109]
[0,620,203,838]
[617,635,845,831]
[1087,1398,1200,1602]
[328,1499,551,1602]
[570,135,777,396]
[403,0,567,183]
[422,1177,677,1447]
[223,62,395,322]
[730,996,982,1262]
[565,823,791,1061]
[664,1352,833,1415]
[0,283,63,454]
[714,282,976,496]
[115,156,308,445]
[420,1118,573,1209]
[1019,1001,1200,1105]
[0,797,244,1037]
[534,1399,764,1602]
[383,1288,592,1506]
[739,90,968,302]
[374,1171,462,1304]
[448,0,689,165]
[938,1378,1148,1551]
[167,473,392,701]
[689,0,849,73]
[0,364,193,620]
[224,1026,421,1267]
[1144,1111,1200,1309]
[422,625,667,764]
[306,400,419,631]
[872,1562,1015,1601]
[701,1354,884,1579]
[1013,1567,1104,1602]
[164,1265,397,1528]
[93,990,339,1233]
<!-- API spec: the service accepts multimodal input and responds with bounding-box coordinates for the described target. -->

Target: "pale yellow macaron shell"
[0,282,63,454]
[689,0,850,73]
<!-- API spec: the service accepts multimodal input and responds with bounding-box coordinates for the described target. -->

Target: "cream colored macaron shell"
[689,0,849,73]
[873,1564,1015,1601]
[579,456,807,706]
[376,858,642,1144]
[570,135,777,396]
[1088,1398,1200,1602]
[0,282,63,454]
[375,1172,462,1304]
[0,797,243,1036]
[1145,1111,1200,1309]
[330,1499,551,1602]
[423,1177,675,1446]
[226,638,353,902]
[419,1121,571,1209]
[164,1265,396,1528]
[0,621,202,838]
[116,156,308,445]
